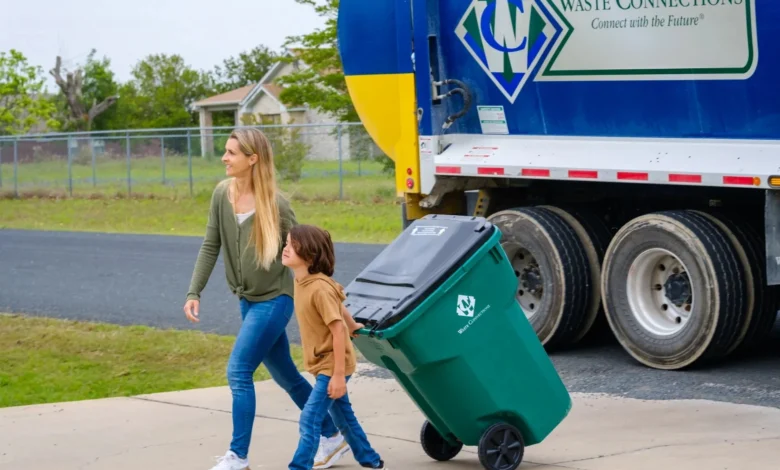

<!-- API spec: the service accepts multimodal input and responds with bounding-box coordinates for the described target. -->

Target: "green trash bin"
[346,215,571,470]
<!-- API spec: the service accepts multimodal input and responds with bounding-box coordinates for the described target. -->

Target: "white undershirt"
[236,209,255,224]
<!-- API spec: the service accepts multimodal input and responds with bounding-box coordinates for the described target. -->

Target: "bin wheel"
[420,420,463,461]
[478,423,524,470]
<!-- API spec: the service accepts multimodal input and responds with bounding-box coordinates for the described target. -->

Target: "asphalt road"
[0,229,384,343]
[1,229,779,408]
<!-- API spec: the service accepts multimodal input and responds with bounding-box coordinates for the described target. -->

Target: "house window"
[260,114,282,125]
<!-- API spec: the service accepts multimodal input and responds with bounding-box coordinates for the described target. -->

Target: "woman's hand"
[328,375,347,400]
[184,299,200,323]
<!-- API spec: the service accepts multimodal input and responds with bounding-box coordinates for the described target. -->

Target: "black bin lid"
[344,215,495,331]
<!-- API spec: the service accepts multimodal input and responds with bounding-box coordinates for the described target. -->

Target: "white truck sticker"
[419,136,433,156]
[477,106,510,134]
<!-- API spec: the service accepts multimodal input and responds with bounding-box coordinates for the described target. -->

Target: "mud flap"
[401,201,412,230]
[764,190,780,285]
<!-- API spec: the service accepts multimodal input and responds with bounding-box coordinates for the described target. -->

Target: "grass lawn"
[0,157,403,244]
[0,198,402,244]
[1,156,394,202]
[0,313,299,408]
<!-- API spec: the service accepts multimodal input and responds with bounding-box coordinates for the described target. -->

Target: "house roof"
[191,49,306,112]
[261,83,283,100]
[238,60,287,108]
[192,84,255,108]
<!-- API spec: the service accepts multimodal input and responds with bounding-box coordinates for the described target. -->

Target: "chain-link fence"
[0,123,395,203]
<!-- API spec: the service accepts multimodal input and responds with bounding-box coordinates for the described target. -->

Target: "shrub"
[274,125,309,182]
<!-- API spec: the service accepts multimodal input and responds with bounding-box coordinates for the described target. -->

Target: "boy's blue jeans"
[289,374,383,470]
[228,295,340,459]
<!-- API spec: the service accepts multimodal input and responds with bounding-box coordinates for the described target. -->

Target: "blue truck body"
[337,0,780,372]
[413,0,778,140]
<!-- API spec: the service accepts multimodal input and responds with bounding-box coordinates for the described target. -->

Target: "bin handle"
[354,327,372,337]
[369,315,391,337]
[368,289,419,335]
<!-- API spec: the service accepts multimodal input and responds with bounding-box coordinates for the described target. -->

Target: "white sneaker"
[209,450,250,470]
[313,433,351,469]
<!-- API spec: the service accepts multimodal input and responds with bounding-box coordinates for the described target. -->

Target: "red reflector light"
[723,176,760,186]
[478,167,504,175]
[669,174,702,183]
[568,170,598,179]
[406,178,415,189]
[521,168,550,177]
[406,168,413,175]
[617,172,649,181]
[436,166,461,174]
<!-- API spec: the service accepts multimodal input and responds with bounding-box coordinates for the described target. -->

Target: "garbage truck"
[336,0,780,370]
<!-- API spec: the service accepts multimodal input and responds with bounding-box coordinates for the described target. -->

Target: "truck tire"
[692,211,754,354]
[541,205,614,344]
[698,211,780,352]
[488,207,591,349]
[601,210,747,369]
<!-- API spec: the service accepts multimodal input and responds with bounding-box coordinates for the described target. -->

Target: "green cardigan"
[186,179,297,303]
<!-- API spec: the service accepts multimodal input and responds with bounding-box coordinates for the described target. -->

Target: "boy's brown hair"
[289,224,336,277]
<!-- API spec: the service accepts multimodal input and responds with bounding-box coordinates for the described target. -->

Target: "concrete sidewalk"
[2,364,779,470]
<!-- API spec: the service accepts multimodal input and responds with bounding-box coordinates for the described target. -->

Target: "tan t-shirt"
[293,273,357,377]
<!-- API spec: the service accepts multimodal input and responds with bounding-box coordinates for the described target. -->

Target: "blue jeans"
[228,295,339,459]
[289,375,383,470]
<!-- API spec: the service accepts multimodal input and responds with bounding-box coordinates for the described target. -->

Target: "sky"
[0,0,326,91]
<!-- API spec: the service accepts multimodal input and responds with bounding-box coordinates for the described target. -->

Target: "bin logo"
[457,295,476,318]
[455,0,558,104]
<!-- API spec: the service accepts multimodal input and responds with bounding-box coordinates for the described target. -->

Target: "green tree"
[278,0,393,173]
[211,45,279,94]
[81,50,121,130]
[0,49,60,135]
[277,0,356,122]
[114,54,213,129]
[50,50,119,131]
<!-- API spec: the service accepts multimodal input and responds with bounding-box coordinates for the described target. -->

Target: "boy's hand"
[341,304,363,338]
[328,375,347,400]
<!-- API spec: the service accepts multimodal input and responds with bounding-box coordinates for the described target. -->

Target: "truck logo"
[456,0,556,104]
[456,0,757,104]
[457,295,476,317]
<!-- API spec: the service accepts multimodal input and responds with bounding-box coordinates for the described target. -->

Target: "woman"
[184,128,349,470]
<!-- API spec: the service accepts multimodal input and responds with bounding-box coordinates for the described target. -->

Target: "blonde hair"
[228,128,281,271]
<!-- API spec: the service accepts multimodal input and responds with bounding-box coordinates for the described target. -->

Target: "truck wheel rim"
[512,248,542,319]
[627,248,694,336]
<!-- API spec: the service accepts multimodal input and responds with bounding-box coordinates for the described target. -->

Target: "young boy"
[282,224,388,470]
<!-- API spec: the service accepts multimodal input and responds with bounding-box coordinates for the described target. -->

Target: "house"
[191,51,352,161]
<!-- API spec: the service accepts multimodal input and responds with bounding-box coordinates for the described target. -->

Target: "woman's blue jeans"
[228,295,339,459]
